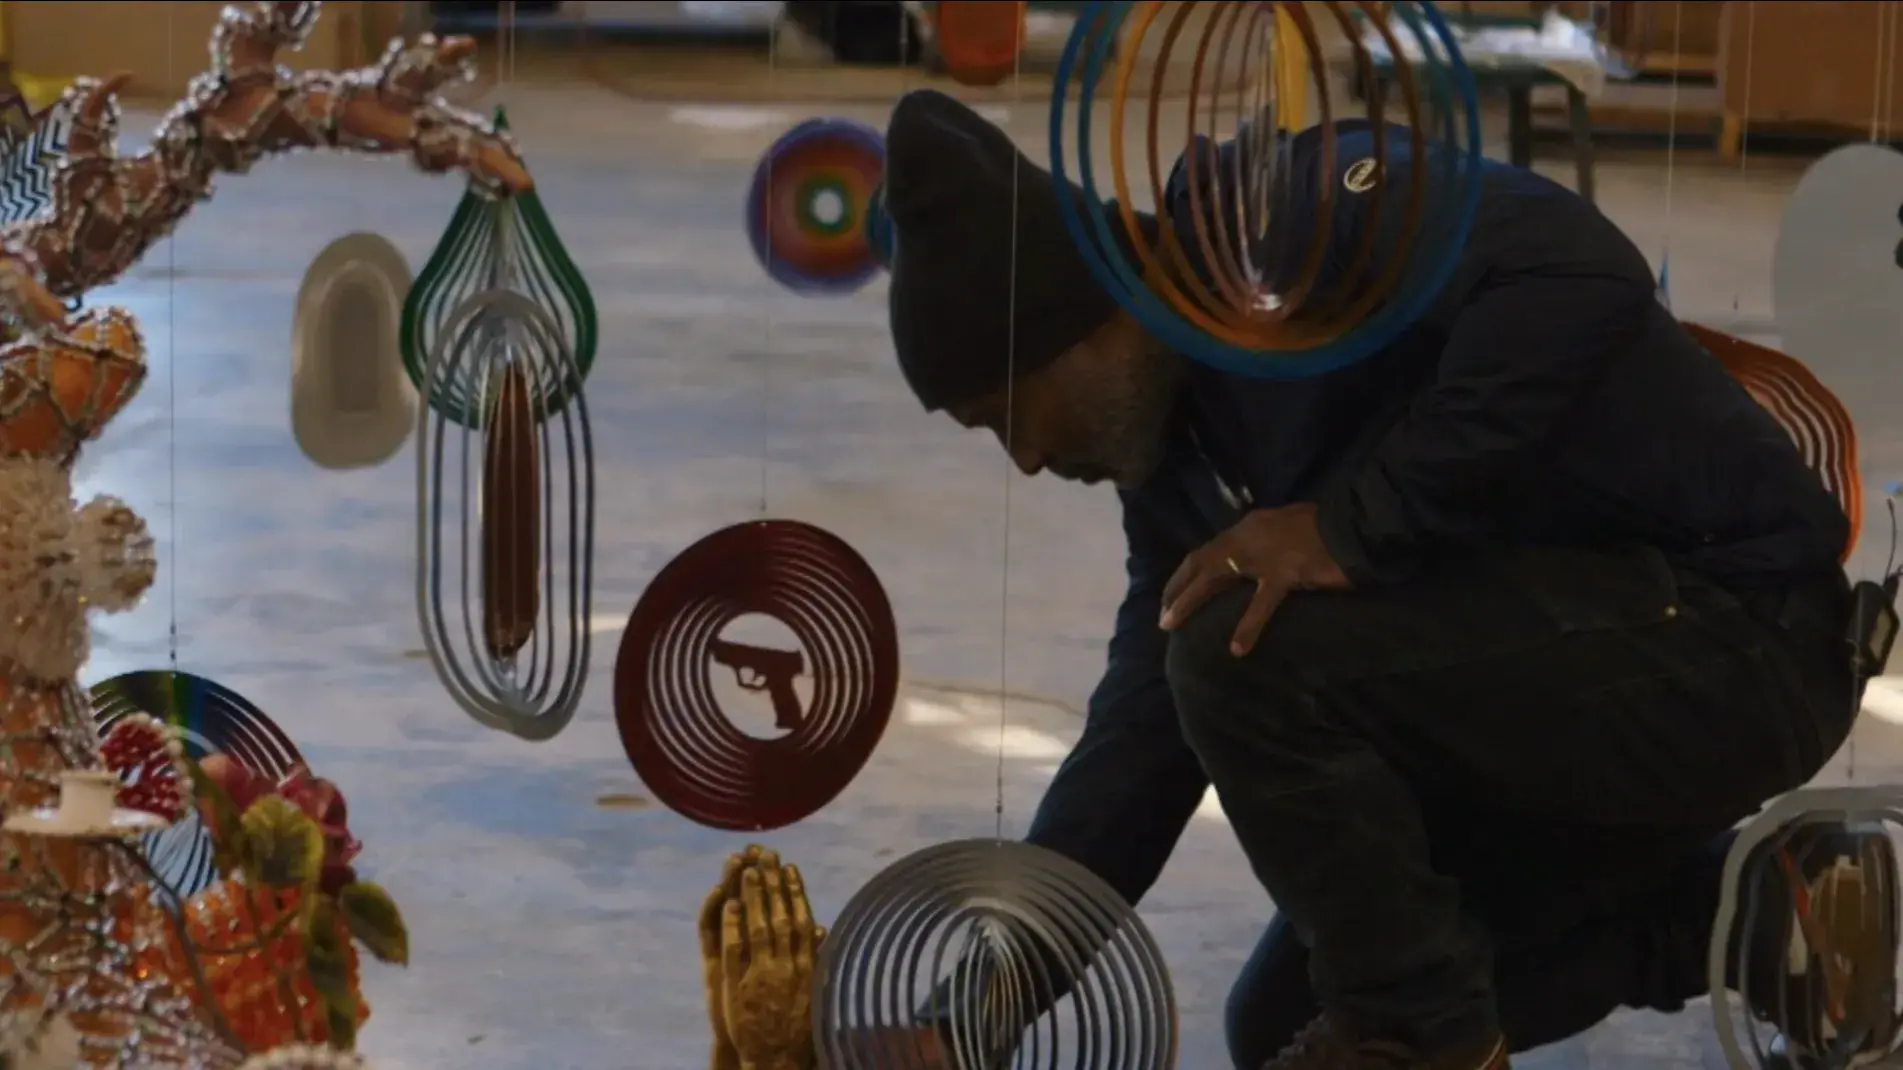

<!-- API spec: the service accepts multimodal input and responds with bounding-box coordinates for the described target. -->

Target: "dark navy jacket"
[1023,123,1851,912]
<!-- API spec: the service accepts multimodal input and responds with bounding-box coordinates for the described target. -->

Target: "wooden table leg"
[1720,110,1744,163]
[1507,85,1533,168]
[1566,86,1596,204]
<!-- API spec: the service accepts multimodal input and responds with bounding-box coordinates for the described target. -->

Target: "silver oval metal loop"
[1710,787,1903,1070]
[414,288,595,740]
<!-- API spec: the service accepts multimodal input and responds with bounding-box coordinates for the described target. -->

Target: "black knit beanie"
[884,89,1156,412]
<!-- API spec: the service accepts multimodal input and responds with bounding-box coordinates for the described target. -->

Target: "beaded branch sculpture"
[2,0,530,317]
[0,2,529,1067]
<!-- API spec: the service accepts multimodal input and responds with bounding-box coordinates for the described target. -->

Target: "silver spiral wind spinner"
[815,839,1178,1070]
[1712,788,1903,1070]
[414,287,595,740]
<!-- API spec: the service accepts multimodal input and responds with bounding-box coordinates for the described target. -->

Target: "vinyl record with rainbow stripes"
[746,118,887,295]
[90,670,304,900]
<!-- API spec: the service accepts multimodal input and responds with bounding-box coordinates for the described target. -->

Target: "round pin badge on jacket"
[1343,157,1381,194]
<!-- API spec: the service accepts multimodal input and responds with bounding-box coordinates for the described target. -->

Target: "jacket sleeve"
[1023,494,1210,901]
[917,494,1207,1044]
[1165,126,1658,582]
[1311,165,1659,584]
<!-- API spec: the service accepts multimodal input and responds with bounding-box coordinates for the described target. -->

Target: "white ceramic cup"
[54,770,121,827]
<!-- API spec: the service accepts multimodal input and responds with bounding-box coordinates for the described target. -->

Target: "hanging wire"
[758,4,779,514]
[1844,1,1903,785]
[1880,1,1895,144]
[1658,1,1684,285]
[1737,3,1756,171]
[1707,24,1903,1066]
[166,4,179,676]
[995,5,1027,840]
[1873,1,1893,144]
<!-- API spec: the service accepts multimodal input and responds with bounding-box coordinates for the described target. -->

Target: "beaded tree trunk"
[0,2,531,1066]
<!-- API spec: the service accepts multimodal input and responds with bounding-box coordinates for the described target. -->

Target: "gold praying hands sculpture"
[700,846,826,1070]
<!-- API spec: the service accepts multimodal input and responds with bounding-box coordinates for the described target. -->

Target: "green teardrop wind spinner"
[400,108,598,429]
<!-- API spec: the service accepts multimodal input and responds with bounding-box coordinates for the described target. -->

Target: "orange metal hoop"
[1684,323,1863,562]
[1106,2,1434,353]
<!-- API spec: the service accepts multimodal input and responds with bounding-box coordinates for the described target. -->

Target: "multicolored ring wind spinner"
[91,670,306,901]
[747,117,889,295]
[1049,0,1483,379]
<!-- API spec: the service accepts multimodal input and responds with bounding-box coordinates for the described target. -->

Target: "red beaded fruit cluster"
[98,715,188,821]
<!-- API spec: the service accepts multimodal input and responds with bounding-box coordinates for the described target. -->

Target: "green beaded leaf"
[400,107,597,429]
[239,796,325,890]
[337,880,410,966]
[305,897,360,1050]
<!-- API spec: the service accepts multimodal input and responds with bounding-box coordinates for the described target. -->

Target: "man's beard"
[1062,349,1186,490]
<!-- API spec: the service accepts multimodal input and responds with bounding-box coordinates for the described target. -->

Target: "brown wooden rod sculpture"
[0,1,528,330]
[482,360,542,661]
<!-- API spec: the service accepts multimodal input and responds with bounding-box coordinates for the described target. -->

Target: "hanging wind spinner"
[746,118,888,296]
[1682,325,1862,563]
[0,90,71,226]
[91,670,305,901]
[614,520,898,831]
[401,106,597,429]
[415,289,595,741]
[405,105,596,740]
[0,90,72,316]
[815,839,1178,1070]
[1712,789,1903,1070]
[1048,1,1483,380]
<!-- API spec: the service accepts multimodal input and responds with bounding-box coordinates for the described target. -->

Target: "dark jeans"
[1226,821,1762,1067]
[1165,545,1855,1059]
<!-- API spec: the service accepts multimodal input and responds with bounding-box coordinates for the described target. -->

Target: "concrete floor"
[59,81,1903,1070]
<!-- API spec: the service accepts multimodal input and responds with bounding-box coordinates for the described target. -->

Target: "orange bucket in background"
[935,1,1029,87]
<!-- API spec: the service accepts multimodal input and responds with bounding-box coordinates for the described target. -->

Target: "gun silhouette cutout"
[709,639,807,731]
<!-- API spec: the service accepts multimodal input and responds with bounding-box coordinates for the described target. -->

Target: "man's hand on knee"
[1160,504,1351,655]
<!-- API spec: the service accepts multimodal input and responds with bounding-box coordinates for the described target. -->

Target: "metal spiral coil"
[1711,789,1903,1070]
[814,839,1177,1070]
[90,670,304,901]
[1682,324,1862,564]
[399,107,597,428]
[613,519,898,831]
[1049,0,1483,380]
[415,288,594,741]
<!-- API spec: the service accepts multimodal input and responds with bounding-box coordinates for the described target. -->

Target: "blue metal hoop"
[1049,1,1484,379]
